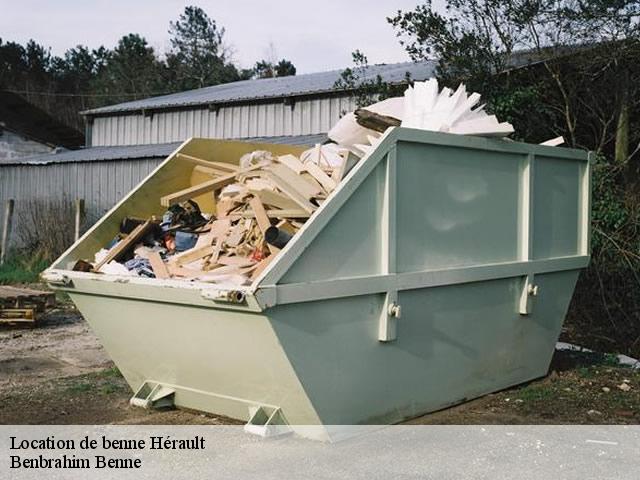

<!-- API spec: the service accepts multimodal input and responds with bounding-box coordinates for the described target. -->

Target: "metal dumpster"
[44,127,591,439]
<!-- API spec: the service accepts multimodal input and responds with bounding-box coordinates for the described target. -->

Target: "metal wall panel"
[90,95,357,146]
[0,158,162,249]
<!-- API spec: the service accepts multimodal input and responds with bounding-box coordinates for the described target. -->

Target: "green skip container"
[44,127,591,440]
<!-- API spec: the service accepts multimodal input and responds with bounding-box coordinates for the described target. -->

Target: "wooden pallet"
[0,286,55,326]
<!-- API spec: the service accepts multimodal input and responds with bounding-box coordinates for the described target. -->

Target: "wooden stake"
[0,199,15,265]
[74,199,85,242]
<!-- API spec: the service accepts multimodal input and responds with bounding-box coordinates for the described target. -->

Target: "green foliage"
[334,50,409,108]
[91,34,166,104]
[0,253,49,284]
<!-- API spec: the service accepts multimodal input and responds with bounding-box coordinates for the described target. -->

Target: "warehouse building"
[0,60,435,251]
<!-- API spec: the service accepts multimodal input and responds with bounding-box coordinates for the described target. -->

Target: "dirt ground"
[1,303,638,426]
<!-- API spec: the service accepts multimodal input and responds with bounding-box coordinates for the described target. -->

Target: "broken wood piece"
[249,189,299,210]
[276,154,305,174]
[217,255,256,267]
[304,160,337,192]
[95,220,153,271]
[249,196,272,233]
[269,164,324,199]
[166,264,203,278]
[205,264,256,276]
[207,161,239,172]
[193,165,230,177]
[226,222,247,247]
[263,171,317,213]
[250,196,279,254]
[173,245,217,266]
[237,209,311,219]
[355,108,401,133]
[161,165,260,207]
[177,153,239,172]
[148,251,170,279]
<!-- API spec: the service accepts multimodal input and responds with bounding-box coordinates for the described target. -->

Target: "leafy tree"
[167,5,240,90]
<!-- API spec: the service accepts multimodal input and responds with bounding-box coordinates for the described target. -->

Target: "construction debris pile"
[74,144,355,286]
[74,79,520,286]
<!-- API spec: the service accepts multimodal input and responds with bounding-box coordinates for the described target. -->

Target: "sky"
[0,0,434,74]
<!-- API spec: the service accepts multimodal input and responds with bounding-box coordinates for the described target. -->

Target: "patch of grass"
[100,382,123,394]
[0,253,49,284]
[66,382,93,393]
[98,367,123,379]
[514,384,555,402]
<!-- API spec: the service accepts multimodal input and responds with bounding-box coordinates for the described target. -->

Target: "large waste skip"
[44,128,591,440]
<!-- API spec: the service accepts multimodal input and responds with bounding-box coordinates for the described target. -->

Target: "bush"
[565,157,640,358]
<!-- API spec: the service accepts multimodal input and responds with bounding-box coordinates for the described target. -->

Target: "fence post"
[74,198,85,242]
[1,199,15,265]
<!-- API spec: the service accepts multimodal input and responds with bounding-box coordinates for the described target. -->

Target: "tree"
[167,5,240,90]
[334,50,408,108]
[388,1,640,153]
[91,34,165,103]
[252,58,296,79]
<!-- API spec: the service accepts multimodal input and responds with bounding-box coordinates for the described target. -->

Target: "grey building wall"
[0,158,162,250]
[90,95,356,147]
[0,129,53,160]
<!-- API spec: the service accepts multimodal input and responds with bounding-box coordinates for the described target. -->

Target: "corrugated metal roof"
[0,134,328,166]
[83,61,436,116]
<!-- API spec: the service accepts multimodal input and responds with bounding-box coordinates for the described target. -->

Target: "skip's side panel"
[269,270,579,425]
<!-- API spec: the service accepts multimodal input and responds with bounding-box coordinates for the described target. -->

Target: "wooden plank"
[263,172,317,213]
[249,189,300,210]
[166,265,203,278]
[95,220,152,271]
[269,164,324,199]
[217,255,256,267]
[304,160,337,192]
[0,308,36,324]
[209,162,239,172]
[161,166,260,207]
[161,172,238,207]
[249,196,272,234]
[173,245,217,266]
[193,165,229,177]
[237,209,311,219]
[250,196,279,254]
[178,154,239,172]
[276,154,305,174]
[148,251,170,279]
